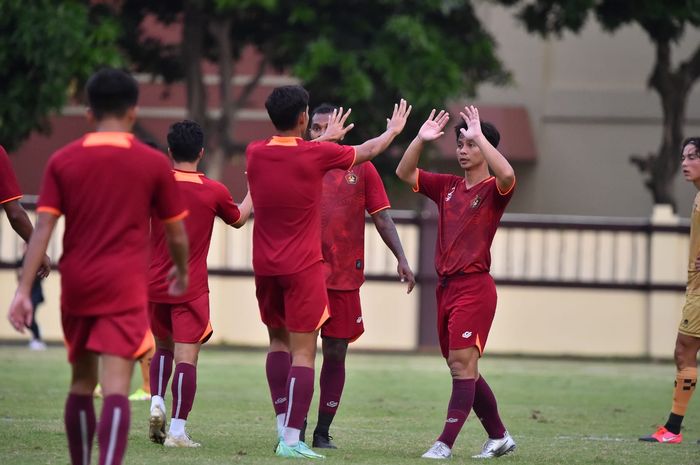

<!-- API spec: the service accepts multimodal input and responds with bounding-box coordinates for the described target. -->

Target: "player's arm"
[460,105,515,193]
[370,209,416,293]
[396,109,450,187]
[3,200,51,278]
[232,190,252,229]
[163,219,189,296]
[352,99,412,165]
[8,212,57,332]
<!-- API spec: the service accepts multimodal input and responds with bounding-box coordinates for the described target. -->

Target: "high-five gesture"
[317,107,355,142]
[386,99,413,135]
[459,105,483,140]
[418,109,450,142]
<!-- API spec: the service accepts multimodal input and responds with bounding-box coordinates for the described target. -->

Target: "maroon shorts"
[436,272,497,359]
[61,306,148,363]
[255,261,330,333]
[148,293,213,344]
[321,289,364,342]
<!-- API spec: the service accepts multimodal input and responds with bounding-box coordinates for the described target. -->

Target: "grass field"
[0,346,698,465]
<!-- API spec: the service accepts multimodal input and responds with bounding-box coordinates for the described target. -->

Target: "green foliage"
[0,0,122,152]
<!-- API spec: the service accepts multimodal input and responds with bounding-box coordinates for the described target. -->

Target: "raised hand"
[319,107,355,142]
[7,291,32,334]
[386,99,412,135]
[459,105,483,140]
[418,109,450,142]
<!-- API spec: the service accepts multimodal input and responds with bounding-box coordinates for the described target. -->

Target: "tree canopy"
[0,0,121,151]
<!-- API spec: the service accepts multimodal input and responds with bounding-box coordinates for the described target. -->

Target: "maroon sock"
[65,393,96,465]
[285,366,315,430]
[149,348,173,398]
[315,359,345,435]
[171,363,197,420]
[473,376,507,439]
[98,395,130,465]
[266,351,292,415]
[437,378,476,448]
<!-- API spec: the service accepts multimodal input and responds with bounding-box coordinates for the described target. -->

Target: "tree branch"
[232,55,268,113]
[648,39,671,94]
[679,43,700,89]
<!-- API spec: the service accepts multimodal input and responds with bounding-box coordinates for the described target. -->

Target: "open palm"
[459,105,483,140]
[418,109,450,141]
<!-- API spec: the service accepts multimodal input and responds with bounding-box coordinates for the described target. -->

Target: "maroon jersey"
[246,136,355,276]
[149,170,241,303]
[0,145,22,204]
[414,170,514,276]
[37,132,186,316]
[321,162,390,290]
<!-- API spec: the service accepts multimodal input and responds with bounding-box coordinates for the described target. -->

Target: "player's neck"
[275,129,303,138]
[93,118,133,133]
[463,166,490,189]
[694,179,700,191]
[174,161,199,172]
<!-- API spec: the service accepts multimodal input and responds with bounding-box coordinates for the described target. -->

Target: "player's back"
[149,170,240,303]
[246,136,355,276]
[38,132,183,315]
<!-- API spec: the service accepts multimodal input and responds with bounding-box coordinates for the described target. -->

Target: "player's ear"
[197,148,204,161]
[86,108,96,125]
[125,106,138,126]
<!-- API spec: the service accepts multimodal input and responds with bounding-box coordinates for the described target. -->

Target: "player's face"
[681,143,700,182]
[456,133,484,170]
[308,113,329,140]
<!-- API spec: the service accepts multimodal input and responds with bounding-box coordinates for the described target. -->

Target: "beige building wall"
[473,4,700,217]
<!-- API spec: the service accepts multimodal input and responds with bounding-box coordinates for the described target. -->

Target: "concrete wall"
[473,4,700,217]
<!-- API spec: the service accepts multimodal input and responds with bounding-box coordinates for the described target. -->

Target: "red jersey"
[246,136,356,276]
[0,145,22,204]
[37,132,186,316]
[148,169,241,303]
[414,170,514,277]
[321,162,390,290]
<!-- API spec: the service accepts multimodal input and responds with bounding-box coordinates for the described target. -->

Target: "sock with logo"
[315,359,345,436]
[437,378,476,448]
[65,393,96,465]
[266,351,291,435]
[664,366,697,434]
[98,395,130,465]
[472,375,507,439]
[284,366,315,445]
[149,348,173,399]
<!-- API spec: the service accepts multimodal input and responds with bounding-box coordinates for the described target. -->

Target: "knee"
[674,341,695,370]
[70,374,98,395]
[322,338,348,363]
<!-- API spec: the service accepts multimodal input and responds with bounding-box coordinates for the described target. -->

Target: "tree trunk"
[182,1,207,130]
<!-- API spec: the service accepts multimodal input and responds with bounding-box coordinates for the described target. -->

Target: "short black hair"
[454,121,500,148]
[310,103,338,120]
[682,137,700,152]
[265,85,309,131]
[167,120,204,162]
[85,68,139,120]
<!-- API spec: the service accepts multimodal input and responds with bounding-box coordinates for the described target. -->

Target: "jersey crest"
[345,171,358,185]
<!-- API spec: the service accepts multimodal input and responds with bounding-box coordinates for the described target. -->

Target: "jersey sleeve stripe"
[161,210,189,223]
[36,206,62,217]
[411,169,420,193]
[497,176,516,196]
[368,205,391,215]
[0,194,22,205]
[347,147,357,171]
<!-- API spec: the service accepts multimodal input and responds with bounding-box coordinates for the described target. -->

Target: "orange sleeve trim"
[346,146,357,171]
[37,206,62,217]
[368,205,391,216]
[0,194,22,205]
[161,209,189,223]
[315,305,331,331]
[497,176,516,196]
[411,169,421,193]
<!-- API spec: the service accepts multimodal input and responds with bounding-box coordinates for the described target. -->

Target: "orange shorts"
[321,289,364,342]
[148,293,213,344]
[62,307,148,363]
[436,272,497,359]
[255,261,330,333]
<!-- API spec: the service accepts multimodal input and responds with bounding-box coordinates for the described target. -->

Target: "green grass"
[0,347,698,464]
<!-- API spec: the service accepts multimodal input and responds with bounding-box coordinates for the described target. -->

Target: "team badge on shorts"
[345,171,358,184]
[470,195,482,209]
